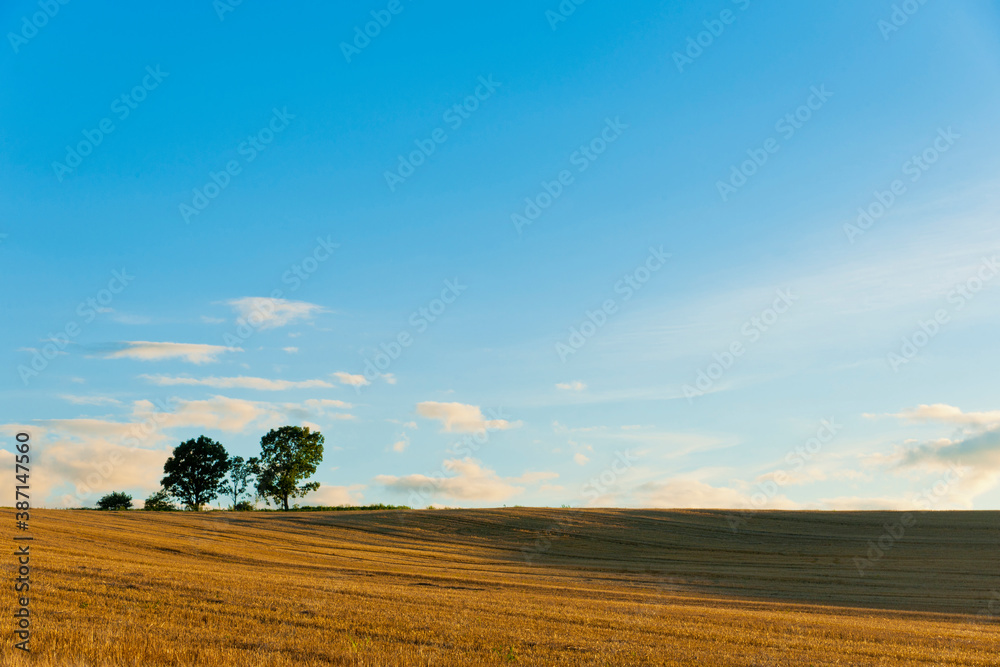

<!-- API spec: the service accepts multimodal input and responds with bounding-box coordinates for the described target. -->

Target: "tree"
[221,456,259,509]
[255,426,324,510]
[161,436,230,511]
[97,492,132,511]
[143,489,176,511]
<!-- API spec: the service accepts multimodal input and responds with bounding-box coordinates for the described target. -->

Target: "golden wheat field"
[2,508,998,666]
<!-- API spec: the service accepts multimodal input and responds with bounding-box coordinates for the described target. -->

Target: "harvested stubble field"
[2,508,998,666]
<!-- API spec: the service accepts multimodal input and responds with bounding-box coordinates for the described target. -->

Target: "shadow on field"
[280,507,1000,615]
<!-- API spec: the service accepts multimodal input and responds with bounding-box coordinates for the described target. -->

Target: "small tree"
[221,456,259,509]
[161,436,230,511]
[97,492,132,511]
[255,426,324,511]
[143,489,176,511]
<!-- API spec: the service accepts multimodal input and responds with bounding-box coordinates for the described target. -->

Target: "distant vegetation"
[255,504,410,512]
[95,491,132,511]
[96,425,330,511]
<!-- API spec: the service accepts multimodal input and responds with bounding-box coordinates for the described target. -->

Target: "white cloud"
[0,421,168,508]
[573,452,590,465]
[332,371,369,387]
[134,395,281,433]
[511,471,559,484]
[634,478,797,510]
[301,398,352,410]
[865,404,1000,506]
[556,381,587,391]
[102,341,239,364]
[140,374,333,391]
[391,434,409,453]
[757,467,827,486]
[375,458,524,502]
[227,297,325,330]
[416,401,520,433]
[820,495,914,511]
[301,484,365,507]
[880,403,1000,428]
[382,373,397,385]
[283,347,299,354]
[283,398,355,422]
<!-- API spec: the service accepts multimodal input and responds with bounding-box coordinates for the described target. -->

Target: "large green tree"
[255,426,324,510]
[161,436,230,511]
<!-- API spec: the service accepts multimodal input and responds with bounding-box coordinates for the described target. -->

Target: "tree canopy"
[255,426,324,510]
[143,489,176,511]
[161,436,230,511]
[97,491,133,511]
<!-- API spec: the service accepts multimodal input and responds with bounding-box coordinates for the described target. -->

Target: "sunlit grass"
[2,508,997,665]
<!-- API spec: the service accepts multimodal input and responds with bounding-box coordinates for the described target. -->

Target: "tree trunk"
[282,495,289,511]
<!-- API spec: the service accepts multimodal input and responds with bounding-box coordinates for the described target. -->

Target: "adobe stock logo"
[683,289,797,401]
[555,246,669,362]
[7,0,71,54]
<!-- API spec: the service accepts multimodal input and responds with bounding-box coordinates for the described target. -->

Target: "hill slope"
[4,508,998,666]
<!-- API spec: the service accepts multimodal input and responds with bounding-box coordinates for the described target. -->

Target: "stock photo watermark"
[877,0,931,41]
[401,409,513,508]
[672,0,752,73]
[683,288,797,401]
[18,269,134,385]
[179,107,295,224]
[7,0,71,54]
[727,418,842,532]
[340,0,410,63]
[51,66,169,182]
[545,0,589,30]
[886,255,997,372]
[716,85,832,202]
[213,0,244,21]
[853,463,965,577]
[384,75,502,192]
[555,246,669,362]
[844,127,959,243]
[511,117,628,235]
[353,278,467,390]
[523,449,639,564]
[221,235,338,347]
[13,432,32,652]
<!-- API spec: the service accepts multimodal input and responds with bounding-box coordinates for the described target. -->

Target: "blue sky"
[3,0,1000,510]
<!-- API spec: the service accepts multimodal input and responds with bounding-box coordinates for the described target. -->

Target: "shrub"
[143,489,176,511]
[97,492,133,511]
[233,500,255,511]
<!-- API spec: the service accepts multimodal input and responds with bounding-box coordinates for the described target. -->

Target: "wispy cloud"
[556,381,587,391]
[139,374,333,391]
[226,297,325,330]
[101,341,239,364]
[60,395,122,406]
